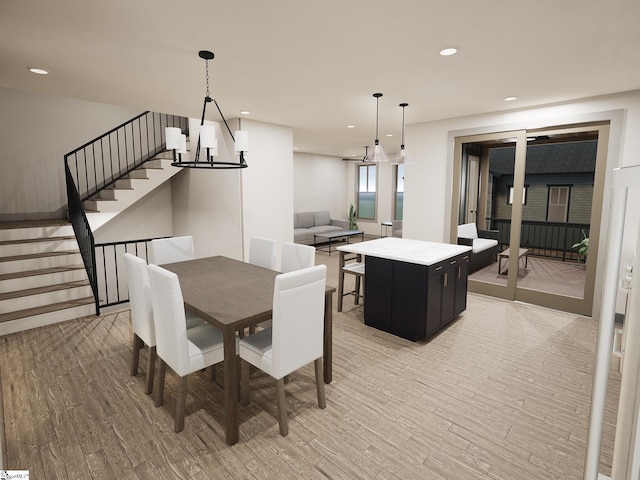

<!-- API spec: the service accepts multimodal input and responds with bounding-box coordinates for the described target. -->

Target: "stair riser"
[114,179,132,189]
[2,285,93,312]
[0,303,96,336]
[0,239,79,257]
[0,225,74,242]
[0,269,87,293]
[0,253,83,274]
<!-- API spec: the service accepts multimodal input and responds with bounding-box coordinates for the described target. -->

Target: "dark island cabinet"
[364,253,469,341]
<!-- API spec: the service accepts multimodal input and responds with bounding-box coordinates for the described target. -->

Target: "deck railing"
[489,218,590,261]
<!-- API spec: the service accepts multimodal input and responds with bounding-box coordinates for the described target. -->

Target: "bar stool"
[337,251,365,312]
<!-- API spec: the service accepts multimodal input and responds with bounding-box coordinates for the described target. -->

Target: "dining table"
[163,255,335,445]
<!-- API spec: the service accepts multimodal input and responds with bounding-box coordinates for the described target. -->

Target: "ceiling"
[1,0,639,159]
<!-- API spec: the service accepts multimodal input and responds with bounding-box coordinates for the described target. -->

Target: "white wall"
[240,118,293,264]
[401,90,640,319]
[171,119,244,260]
[170,118,294,265]
[0,87,142,220]
[293,152,348,219]
[93,181,174,244]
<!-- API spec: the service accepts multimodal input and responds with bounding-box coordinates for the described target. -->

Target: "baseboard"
[0,366,6,469]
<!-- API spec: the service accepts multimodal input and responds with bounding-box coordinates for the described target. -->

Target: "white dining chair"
[248,236,278,270]
[147,263,233,433]
[239,264,327,437]
[280,242,315,273]
[150,236,195,265]
[123,253,158,394]
[124,253,205,395]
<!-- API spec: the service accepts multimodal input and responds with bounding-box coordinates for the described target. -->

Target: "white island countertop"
[337,237,471,266]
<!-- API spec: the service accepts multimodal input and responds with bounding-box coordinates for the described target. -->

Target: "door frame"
[451,122,610,316]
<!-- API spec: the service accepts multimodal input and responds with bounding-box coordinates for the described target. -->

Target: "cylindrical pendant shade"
[165,127,182,150]
[200,125,217,149]
[177,134,187,155]
[234,130,249,153]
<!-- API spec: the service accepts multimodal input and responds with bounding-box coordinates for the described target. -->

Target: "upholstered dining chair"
[248,236,278,270]
[147,263,233,432]
[280,242,315,273]
[239,264,327,437]
[150,236,195,265]
[123,252,158,394]
[123,253,204,395]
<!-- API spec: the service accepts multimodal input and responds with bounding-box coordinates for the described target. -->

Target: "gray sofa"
[294,211,348,245]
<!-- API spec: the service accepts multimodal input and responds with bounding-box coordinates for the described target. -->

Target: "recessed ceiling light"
[439,48,458,56]
[504,96,517,102]
[29,67,49,75]
[386,134,393,137]
[347,125,355,129]
[293,146,299,150]
[240,111,250,115]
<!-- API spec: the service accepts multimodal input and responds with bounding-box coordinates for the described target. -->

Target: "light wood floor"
[0,249,620,479]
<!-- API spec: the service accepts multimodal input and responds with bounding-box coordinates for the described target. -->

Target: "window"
[394,164,404,220]
[547,186,570,222]
[357,164,376,220]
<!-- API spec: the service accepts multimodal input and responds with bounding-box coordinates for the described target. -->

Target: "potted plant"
[572,230,589,264]
[347,204,358,230]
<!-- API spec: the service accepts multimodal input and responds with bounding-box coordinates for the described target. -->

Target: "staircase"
[83,152,182,231]
[0,151,184,335]
[0,219,95,335]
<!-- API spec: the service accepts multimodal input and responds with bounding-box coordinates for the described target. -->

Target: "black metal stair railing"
[63,111,189,315]
[65,111,188,202]
[65,161,100,315]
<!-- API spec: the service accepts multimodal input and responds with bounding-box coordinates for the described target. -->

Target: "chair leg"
[314,359,326,409]
[337,265,345,313]
[155,358,166,407]
[130,334,144,376]
[175,376,188,433]
[275,378,288,437]
[145,346,156,394]
[240,359,250,406]
[354,275,361,305]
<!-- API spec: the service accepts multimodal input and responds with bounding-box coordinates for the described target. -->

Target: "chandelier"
[165,50,248,169]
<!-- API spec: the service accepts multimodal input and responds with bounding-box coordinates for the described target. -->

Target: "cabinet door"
[440,265,456,326]
[426,269,443,337]
[454,255,469,316]
[364,256,393,332]
[393,261,428,341]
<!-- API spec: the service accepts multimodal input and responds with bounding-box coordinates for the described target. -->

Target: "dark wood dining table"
[163,255,335,445]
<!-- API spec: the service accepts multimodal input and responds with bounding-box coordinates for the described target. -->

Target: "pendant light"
[165,50,249,169]
[396,102,414,165]
[370,93,389,162]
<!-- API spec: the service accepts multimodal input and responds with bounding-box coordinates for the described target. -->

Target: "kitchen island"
[337,237,472,341]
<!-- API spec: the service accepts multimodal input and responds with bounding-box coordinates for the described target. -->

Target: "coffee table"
[314,229,364,255]
[498,247,528,275]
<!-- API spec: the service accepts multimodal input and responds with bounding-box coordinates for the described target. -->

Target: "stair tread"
[0,235,76,246]
[0,250,80,262]
[0,296,95,323]
[0,219,69,230]
[0,280,91,301]
[0,264,86,281]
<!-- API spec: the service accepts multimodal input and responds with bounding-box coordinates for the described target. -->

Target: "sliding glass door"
[452,123,609,316]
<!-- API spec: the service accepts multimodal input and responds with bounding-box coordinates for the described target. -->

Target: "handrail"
[63,110,189,315]
[94,236,170,308]
[65,160,100,315]
[64,111,188,202]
